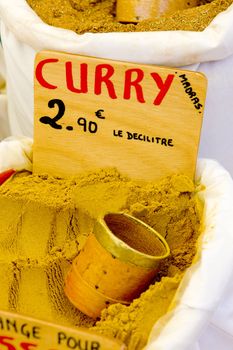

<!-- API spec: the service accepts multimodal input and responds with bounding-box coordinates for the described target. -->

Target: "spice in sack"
[27,0,233,33]
[0,168,203,348]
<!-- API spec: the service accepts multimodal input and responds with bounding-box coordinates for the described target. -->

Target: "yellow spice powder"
[27,0,233,33]
[93,275,182,349]
[0,168,203,349]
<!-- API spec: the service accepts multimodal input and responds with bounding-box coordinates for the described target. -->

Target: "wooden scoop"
[65,213,170,318]
[116,0,199,23]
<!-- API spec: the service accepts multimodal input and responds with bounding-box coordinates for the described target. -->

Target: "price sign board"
[0,310,125,350]
[34,51,207,181]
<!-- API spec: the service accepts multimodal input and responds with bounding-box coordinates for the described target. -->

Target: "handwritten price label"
[33,51,207,181]
[39,99,105,133]
[0,310,125,350]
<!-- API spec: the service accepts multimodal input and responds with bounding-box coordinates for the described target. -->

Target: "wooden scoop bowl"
[116,0,199,23]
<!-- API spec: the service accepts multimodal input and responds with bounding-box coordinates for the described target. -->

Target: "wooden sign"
[0,310,126,350]
[34,51,207,181]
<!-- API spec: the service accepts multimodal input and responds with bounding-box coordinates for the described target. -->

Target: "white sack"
[0,137,233,350]
[0,1,233,175]
[0,136,33,172]
[146,158,233,349]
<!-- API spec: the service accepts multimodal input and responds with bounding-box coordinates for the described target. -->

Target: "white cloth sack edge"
[1,138,233,350]
[0,137,33,172]
[0,0,233,66]
[146,158,233,350]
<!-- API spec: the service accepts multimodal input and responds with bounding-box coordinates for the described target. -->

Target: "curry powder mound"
[0,169,203,349]
[27,0,233,33]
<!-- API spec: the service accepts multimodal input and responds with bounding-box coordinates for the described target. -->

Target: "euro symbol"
[95,109,105,119]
